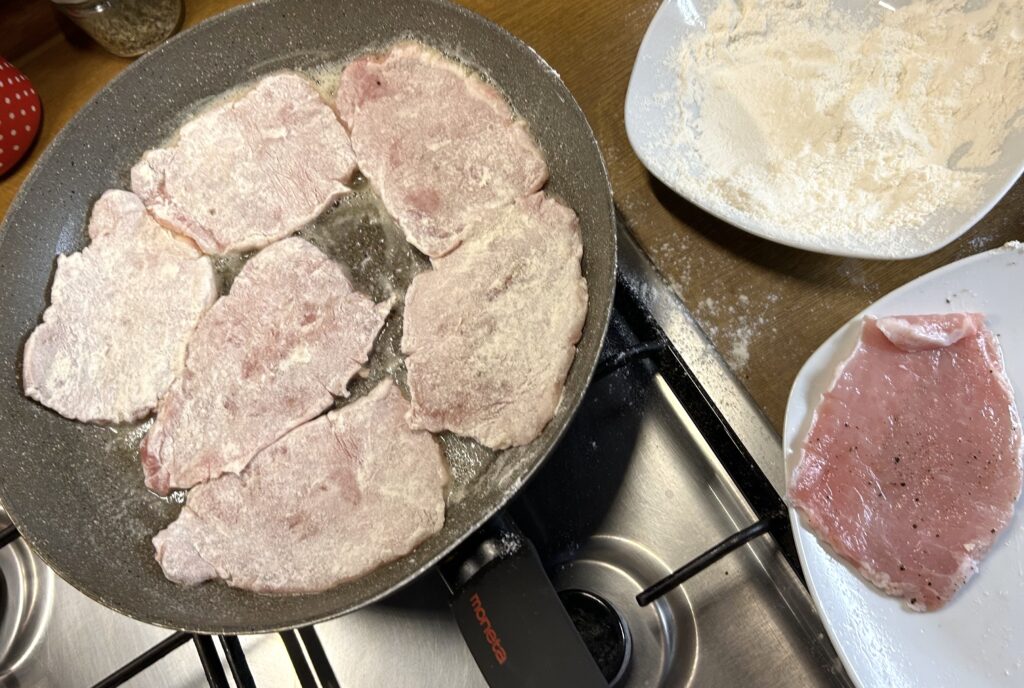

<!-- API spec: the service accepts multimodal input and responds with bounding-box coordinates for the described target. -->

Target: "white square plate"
[624,0,1024,259]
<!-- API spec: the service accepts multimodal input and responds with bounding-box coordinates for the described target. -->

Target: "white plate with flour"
[624,0,1024,259]
[784,243,1024,688]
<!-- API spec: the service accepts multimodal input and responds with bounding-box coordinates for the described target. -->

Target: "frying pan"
[0,0,615,635]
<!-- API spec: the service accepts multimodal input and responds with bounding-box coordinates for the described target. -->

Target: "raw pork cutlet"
[789,313,1023,611]
[336,42,548,257]
[141,237,392,495]
[131,72,357,254]
[23,190,216,424]
[153,380,449,593]
[402,192,587,449]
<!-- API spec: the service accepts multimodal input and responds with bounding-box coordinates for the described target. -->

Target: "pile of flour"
[667,0,1023,257]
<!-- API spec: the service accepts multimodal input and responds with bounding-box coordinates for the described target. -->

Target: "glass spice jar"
[51,0,184,58]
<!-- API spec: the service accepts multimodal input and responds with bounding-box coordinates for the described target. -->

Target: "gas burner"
[0,528,53,680]
[553,536,697,687]
[558,589,631,685]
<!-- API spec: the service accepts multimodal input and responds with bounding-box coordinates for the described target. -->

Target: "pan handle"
[438,514,609,688]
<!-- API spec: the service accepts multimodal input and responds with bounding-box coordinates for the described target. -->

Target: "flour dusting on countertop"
[694,292,779,371]
[664,0,1023,257]
[646,236,783,372]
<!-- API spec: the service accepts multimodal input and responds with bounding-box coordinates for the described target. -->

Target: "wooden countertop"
[2,0,1021,431]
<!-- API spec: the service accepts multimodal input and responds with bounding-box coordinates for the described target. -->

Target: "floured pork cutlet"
[132,72,357,254]
[402,192,587,449]
[141,237,392,495]
[336,41,548,257]
[789,313,1023,610]
[153,380,449,594]
[23,190,216,424]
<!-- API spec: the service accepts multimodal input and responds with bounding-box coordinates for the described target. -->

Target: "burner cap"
[559,589,631,685]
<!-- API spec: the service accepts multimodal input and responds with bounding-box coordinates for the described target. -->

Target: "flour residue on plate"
[661,0,1024,257]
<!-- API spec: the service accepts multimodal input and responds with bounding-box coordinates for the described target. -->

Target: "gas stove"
[0,230,851,687]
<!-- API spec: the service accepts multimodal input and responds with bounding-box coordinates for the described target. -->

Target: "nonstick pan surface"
[0,0,615,633]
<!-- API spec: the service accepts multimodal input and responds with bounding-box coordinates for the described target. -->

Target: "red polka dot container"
[0,59,42,176]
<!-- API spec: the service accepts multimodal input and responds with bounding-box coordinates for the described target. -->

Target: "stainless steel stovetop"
[0,231,851,687]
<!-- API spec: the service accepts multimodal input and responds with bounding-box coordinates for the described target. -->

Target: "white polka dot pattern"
[0,59,41,174]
